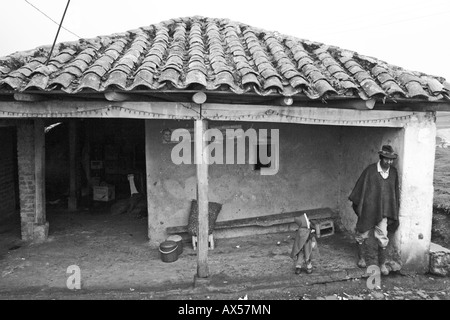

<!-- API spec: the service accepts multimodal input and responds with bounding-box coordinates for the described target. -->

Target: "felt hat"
[378,145,397,159]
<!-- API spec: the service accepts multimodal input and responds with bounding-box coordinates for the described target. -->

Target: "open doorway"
[0,126,21,256]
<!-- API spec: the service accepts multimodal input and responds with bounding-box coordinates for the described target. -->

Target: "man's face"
[380,157,394,170]
[162,130,171,143]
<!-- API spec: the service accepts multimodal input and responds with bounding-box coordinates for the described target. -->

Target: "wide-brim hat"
[378,145,398,159]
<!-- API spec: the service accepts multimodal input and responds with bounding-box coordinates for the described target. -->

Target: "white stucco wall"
[338,112,436,272]
[395,113,436,272]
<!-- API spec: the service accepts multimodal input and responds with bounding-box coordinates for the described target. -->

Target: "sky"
[1,0,450,81]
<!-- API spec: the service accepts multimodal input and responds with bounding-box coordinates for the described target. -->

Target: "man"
[161,128,172,143]
[348,145,400,276]
[290,213,318,275]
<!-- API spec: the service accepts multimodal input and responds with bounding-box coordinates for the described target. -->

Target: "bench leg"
[192,235,214,250]
[192,236,197,250]
[208,234,214,250]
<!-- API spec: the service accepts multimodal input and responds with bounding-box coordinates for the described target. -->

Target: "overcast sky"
[1,0,450,81]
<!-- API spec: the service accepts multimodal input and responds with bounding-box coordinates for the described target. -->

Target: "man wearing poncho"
[349,145,400,276]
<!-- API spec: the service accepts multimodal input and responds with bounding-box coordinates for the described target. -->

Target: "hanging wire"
[24,0,81,38]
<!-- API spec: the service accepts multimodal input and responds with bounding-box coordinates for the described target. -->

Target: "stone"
[429,243,450,276]
[371,291,385,300]
[33,222,49,243]
[193,274,211,289]
[387,260,402,272]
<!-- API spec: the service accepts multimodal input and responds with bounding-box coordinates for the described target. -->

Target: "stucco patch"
[184,176,197,200]
[163,179,185,199]
[210,174,239,202]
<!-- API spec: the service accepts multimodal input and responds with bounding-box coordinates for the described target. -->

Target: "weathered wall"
[338,126,403,232]
[394,113,436,272]
[0,126,17,222]
[145,120,342,244]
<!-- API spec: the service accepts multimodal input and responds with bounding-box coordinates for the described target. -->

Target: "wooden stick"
[196,119,209,278]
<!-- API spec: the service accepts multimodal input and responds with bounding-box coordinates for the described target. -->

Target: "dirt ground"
[1,199,450,300]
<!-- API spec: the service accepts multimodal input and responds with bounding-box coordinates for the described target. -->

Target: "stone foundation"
[429,243,450,276]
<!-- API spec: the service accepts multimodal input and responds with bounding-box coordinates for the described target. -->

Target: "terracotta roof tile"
[0,16,448,102]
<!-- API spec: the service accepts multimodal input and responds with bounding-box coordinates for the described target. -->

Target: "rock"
[387,261,402,272]
[429,243,450,276]
[416,290,429,299]
[324,295,338,300]
[371,291,385,300]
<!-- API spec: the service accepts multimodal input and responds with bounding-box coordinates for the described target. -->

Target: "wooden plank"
[0,101,199,119]
[14,93,45,102]
[166,207,336,234]
[104,91,134,102]
[202,103,419,127]
[195,119,209,278]
[34,119,46,224]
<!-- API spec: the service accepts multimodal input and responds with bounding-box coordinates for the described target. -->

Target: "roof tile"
[0,16,447,101]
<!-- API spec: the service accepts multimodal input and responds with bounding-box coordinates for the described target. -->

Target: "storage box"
[314,219,335,238]
[93,185,115,201]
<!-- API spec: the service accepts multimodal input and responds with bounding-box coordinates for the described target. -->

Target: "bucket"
[167,235,183,255]
[159,240,178,263]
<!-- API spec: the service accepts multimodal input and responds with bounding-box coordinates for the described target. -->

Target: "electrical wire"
[24,0,81,38]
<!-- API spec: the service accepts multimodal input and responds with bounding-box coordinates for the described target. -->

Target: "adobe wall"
[145,120,342,244]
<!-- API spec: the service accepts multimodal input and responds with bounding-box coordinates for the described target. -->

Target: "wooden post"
[34,119,46,224]
[196,118,209,278]
[68,120,78,211]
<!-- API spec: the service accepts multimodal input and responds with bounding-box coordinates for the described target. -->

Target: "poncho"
[349,163,400,233]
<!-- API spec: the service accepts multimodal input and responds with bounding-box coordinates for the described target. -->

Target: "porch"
[0,204,385,293]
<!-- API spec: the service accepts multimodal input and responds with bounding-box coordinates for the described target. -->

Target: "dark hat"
[378,145,397,159]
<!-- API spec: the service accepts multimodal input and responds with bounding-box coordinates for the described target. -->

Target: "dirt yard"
[1,147,450,300]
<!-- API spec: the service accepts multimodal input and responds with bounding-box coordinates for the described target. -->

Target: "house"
[0,16,449,278]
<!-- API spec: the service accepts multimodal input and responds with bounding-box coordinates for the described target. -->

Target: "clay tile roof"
[0,16,448,101]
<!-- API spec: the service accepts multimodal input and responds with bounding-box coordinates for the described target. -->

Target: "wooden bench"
[166,207,337,247]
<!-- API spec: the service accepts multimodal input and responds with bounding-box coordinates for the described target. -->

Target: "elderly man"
[348,145,400,275]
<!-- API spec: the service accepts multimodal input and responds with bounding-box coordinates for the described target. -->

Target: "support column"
[145,119,158,246]
[17,120,48,242]
[395,113,436,272]
[195,119,209,278]
[68,120,78,211]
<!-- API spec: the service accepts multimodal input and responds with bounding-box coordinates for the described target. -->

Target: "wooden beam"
[0,101,199,119]
[104,91,134,102]
[274,97,293,106]
[201,103,421,127]
[68,120,78,211]
[192,91,207,104]
[14,93,45,102]
[0,99,445,127]
[195,119,209,278]
[34,119,46,224]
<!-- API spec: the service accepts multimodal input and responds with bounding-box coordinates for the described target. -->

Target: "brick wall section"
[16,121,36,240]
[0,127,16,222]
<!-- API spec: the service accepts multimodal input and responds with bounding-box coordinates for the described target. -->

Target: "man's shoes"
[378,247,389,275]
[380,263,389,276]
[295,267,302,275]
[357,242,367,268]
